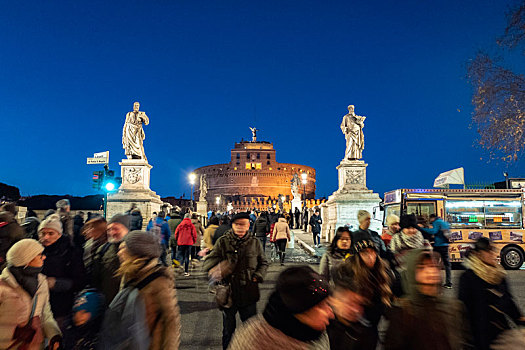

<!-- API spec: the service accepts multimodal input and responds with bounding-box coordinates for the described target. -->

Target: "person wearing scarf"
[390,214,430,268]
[319,227,352,283]
[228,266,333,350]
[0,239,62,349]
[385,249,469,350]
[459,238,525,350]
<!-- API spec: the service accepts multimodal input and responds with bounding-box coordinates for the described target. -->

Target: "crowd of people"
[0,200,524,349]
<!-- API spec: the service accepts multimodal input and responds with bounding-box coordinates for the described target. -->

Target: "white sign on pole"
[433,167,465,188]
[86,151,109,165]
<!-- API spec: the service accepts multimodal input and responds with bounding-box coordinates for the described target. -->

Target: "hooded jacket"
[253,216,270,238]
[385,249,470,350]
[272,218,291,241]
[174,218,196,246]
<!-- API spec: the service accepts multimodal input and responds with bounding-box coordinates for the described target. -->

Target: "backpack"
[98,271,163,350]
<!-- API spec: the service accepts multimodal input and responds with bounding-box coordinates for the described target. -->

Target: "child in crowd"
[64,289,105,350]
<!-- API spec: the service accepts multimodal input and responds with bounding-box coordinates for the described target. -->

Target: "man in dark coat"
[39,214,87,331]
[294,208,301,229]
[309,210,322,247]
[203,212,268,350]
[126,203,143,231]
[72,211,85,251]
[253,212,270,252]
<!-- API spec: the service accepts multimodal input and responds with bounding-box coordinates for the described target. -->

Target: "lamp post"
[301,173,308,206]
[189,172,196,210]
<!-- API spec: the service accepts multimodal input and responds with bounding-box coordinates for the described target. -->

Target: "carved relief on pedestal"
[345,169,364,185]
[125,167,142,184]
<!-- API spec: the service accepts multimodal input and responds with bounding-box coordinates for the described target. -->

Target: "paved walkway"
[292,229,327,258]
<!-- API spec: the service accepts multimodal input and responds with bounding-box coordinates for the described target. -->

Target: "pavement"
[175,231,525,350]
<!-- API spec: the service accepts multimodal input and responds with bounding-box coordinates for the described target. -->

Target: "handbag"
[8,295,38,350]
[215,282,233,310]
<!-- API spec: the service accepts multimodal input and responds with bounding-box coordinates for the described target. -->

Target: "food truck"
[382,188,525,269]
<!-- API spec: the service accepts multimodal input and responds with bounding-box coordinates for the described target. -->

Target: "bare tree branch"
[497,1,525,51]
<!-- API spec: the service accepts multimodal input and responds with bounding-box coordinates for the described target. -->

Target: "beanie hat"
[351,231,376,254]
[108,213,130,230]
[38,214,63,234]
[232,212,250,223]
[7,239,44,267]
[73,288,105,321]
[386,214,400,227]
[184,213,191,219]
[276,266,330,314]
[357,210,371,224]
[56,199,70,209]
[124,230,161,259]
[400,214,419,230]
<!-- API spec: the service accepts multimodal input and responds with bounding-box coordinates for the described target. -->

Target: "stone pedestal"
[291,197,302,211]
[107,159,163,228]
[196,200,208,216]
[322,160,381,242]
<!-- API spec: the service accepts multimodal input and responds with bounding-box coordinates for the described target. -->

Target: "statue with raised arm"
[249,127,259,142]
[340,105,365,160]
[123,102,150,161]
[199,174,208,201]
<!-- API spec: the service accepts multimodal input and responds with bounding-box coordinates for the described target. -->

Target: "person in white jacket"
[0,239,61,350]
[272,217,291,266]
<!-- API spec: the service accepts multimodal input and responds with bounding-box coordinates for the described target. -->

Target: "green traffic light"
[105,182,115,191]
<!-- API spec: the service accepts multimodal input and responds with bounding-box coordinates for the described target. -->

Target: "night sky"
[2,0,524,199]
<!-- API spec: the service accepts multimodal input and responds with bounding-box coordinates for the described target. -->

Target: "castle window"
[236,161,240,165]
[236,153,240,159]
[266,154,270,159]
[257,153,260,159]
[247,153,250,159]
[267,161,270,165]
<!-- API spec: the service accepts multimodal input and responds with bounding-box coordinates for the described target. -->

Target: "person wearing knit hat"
[107,213,130,243]
[122,230,162,259]
[382,214,400,248]
[353,210,387,259]
[390,214,428,267]
[0,239,62,349]
[228,266,333,350]
[56,199,71,210]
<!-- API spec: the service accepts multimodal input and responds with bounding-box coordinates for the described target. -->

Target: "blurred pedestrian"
[191,213,205,261]
[63,288,105,350]
[390,214,428,266]
[115,230,181,349]
[272,216,291,266]
[319,227,352,283]
[168,210,183,265]
[346,235,392,349]
[72,211,85,252]
[0,209,25,272]
[203,212,268,350]
[309,210,322,247]
[174,213,196,276]
[56,199,74,240]
[127,203,143,231]
[39,214,87,331]
[419,214,452,288]
[327,262,375,350]
[294,208,301,229]
[21,209,40,240]
[203,216,220,251]
[459,237,525,349]
[253,212,270,252]
[91,213,130,306]
[0,239,62,349]
[81,217,107,280]
[228,266,332,350]
[213,216,231,245]
[146,211,171,266]
[353,210,387,258]
[385,249,469,350]
[382,214,400,248]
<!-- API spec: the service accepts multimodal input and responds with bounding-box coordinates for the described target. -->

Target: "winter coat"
[203,230,268,307]
[459,268,523,350]
[0,211,25,272]
[327,318,377,350]
[420,218,450,247]
[124,262,181,350]
[82,237,106,281]
[272,218,290,241]
[212,224,230,245]
[385,249,470,350]
[319,249,350,282]
[353,228,388,259]
[253,216,270,238]
[129,209,143,231]
[0,268,61,349]
[58,211,74,240]
[203,224,218,250]
[174,218,196,246]
[72,214,85,251]
[146,218,171,246]
[22,216,40,240]
[91,242,121,306]
[191,218,204,247]
[42,235,87,318]
[228,314,329,350]
[167,215,182,237]
[309,215,322,234]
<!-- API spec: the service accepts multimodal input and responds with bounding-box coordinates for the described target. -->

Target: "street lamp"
[189,172,196,210]
[301,173,308,204]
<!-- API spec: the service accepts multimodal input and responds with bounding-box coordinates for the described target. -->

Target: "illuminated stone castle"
[193,135,316,208]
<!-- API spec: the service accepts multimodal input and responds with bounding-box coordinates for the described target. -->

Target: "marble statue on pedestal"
[249,127,259,142]
[340,105,365,160]
[291,173,300,200]
[123,102,149,161]
[199,174,208,201]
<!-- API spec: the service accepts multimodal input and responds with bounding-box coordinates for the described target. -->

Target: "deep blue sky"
[2,0,524,199]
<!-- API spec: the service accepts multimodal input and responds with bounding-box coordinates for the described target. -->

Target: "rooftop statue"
[123,102,149,161]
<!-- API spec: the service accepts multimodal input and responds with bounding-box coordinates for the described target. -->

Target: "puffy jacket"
[42,235,87,318]
[420,218,450,247]
[203,224,218,250]
[203,230,268,307]
[272,218,290,241]
[309,214,322,233]
[174,218,196,246]
[129,209,143,231]
[253,216,270,238]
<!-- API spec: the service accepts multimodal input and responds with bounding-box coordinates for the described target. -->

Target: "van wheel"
[500,246,524,270]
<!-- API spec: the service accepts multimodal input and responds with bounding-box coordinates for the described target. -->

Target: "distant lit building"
[194,138,316,208]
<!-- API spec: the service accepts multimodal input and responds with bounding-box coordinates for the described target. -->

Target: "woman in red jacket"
[174,214,196,276]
